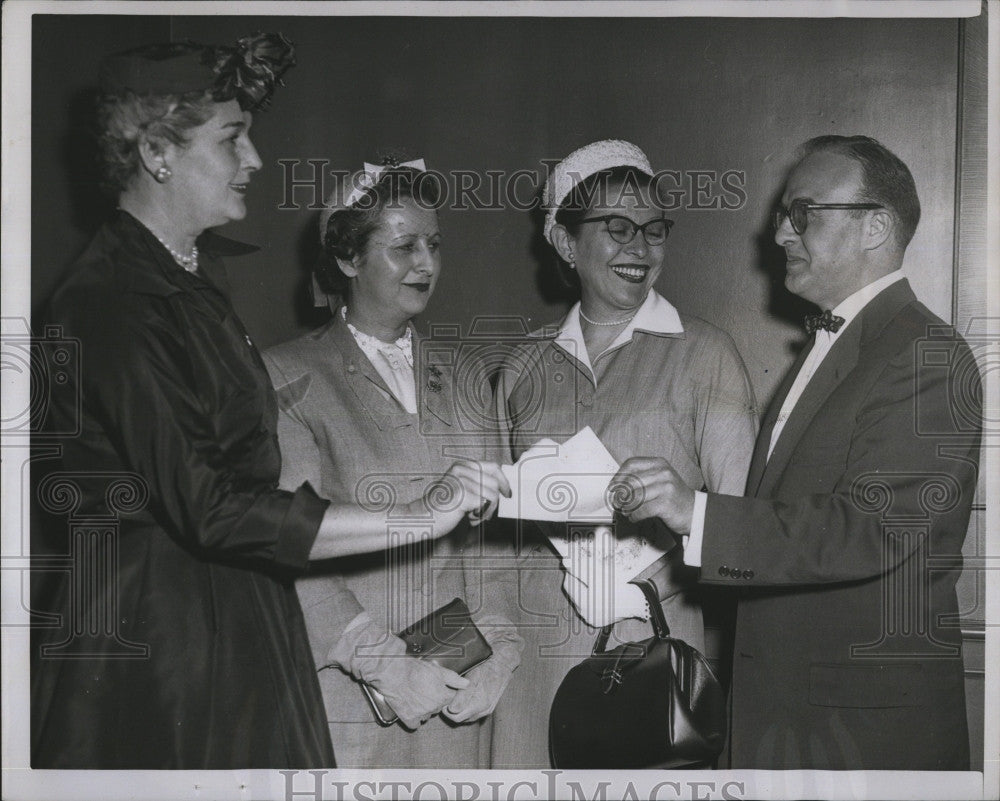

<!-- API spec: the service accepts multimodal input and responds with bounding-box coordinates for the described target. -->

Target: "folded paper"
[500,427,672,626]
[498,426,619,522]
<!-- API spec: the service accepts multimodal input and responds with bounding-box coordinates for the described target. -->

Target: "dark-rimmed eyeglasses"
[578,215,673,246]
[773,199,884,235]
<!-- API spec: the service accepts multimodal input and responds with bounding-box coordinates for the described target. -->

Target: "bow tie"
[804,310,845,334]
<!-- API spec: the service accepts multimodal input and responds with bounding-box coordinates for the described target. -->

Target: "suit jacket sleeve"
[701,334,979,586]
[263,348,365,660]
[263,351,325,495]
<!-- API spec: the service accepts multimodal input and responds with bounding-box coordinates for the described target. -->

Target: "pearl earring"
[155,166,172,183]
[568,252,576,270]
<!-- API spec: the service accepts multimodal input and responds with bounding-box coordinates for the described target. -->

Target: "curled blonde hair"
[96,89,217,196]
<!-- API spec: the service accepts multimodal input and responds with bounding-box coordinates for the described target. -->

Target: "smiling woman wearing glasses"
[488,140,759,768]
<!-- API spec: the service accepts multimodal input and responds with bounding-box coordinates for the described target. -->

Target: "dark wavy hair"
[802,135,920,249]
[316,167,443,298]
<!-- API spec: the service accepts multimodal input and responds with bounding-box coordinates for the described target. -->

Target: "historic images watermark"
[279,771,747,801]
[276,161,749,213]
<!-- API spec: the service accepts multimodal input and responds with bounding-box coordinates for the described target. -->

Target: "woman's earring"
[154,166,172,183]
[568,252,576,270]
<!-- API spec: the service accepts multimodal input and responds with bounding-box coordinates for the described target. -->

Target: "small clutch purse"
[362,597,493,725]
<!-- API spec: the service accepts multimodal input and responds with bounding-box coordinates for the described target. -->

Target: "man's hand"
[609,457,696,536]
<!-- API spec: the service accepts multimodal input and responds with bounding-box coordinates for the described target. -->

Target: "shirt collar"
[553,290,684,374]
[341,305,414,368]
[825,270,906,341]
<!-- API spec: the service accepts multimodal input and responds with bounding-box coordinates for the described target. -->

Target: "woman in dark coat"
[31,34,507,770]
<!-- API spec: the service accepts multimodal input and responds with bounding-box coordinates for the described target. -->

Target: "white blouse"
[342,306,417,413]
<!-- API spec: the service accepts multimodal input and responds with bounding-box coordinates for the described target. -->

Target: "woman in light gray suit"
[263,160,522,768]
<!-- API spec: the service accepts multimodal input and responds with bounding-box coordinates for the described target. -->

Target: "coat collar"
[751,278,919,496]
[110,211,257,298]
[828,270,905,333]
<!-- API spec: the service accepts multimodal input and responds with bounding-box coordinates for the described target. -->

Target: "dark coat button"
[743,569,754,579]
[718,565,730,577]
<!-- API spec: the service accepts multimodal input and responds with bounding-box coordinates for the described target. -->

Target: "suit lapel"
[758,322,862,496]
[754,278,918,498]
[330,314,413,431]
[746,336,814,495]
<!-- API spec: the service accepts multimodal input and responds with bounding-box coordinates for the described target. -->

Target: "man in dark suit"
[613,135,981,770]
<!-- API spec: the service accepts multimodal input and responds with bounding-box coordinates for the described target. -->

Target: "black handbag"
[362,597,493,725]
[549,576,727,768]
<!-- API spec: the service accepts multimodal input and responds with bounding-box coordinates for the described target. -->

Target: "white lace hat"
[542,140,653,244]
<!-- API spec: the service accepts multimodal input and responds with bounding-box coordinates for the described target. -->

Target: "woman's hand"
[609,457,695,536]
[326,612,469,729]
[376,658,469,730]
[441,614,523,724]
[408,460,511,536]
[310,461,510,560]
[441,659,513,723]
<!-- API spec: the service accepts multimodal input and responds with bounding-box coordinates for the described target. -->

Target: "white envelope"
[498,426,620,522]
[499,426,673,626]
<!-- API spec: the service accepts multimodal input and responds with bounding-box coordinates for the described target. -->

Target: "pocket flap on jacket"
[808,663,924,708]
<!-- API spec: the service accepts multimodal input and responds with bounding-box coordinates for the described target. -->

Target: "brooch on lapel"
[427,364,443,393]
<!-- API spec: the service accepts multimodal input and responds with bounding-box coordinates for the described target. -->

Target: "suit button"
[347,364,356,373]
[580,395,594,407]
[718,566,730,577]
[743,569,754,580]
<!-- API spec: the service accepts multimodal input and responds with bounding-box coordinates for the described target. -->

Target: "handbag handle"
[591,574,672,655]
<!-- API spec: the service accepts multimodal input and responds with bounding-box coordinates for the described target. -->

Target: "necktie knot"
[804,309,845,334]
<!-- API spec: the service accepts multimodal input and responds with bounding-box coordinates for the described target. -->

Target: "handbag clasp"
[600,666,623,694]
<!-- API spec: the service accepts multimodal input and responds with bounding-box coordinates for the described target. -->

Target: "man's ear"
[136,134,170,180]
[337,256,360,279]
[550,225,576,266]
[864,208,894,251]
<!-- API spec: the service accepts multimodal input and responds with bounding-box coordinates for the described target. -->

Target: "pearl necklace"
[579,307,638,327]
[153,234,199,272]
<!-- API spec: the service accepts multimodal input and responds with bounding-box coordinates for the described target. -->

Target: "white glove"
[327,612,469,729]
[442,615,523,723]
[558,526,651,627]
